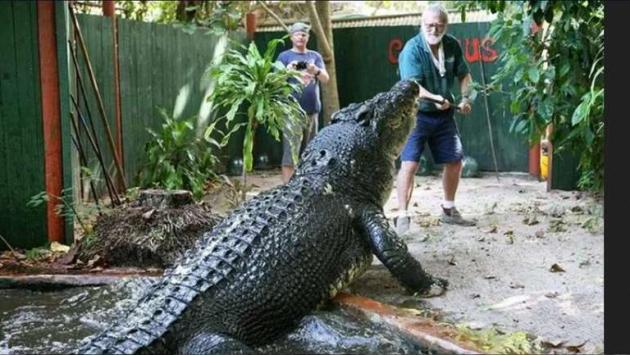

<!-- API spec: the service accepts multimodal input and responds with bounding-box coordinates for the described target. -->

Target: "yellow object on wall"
[540,140,550,181]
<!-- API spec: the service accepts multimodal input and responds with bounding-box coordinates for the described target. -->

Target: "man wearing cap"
[394,4,476,233]
[278,22,330,183]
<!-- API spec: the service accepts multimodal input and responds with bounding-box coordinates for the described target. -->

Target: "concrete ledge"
[334,292,481,354]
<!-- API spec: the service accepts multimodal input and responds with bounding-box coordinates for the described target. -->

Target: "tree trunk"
[176,0,200,22]
[310,1,339,126]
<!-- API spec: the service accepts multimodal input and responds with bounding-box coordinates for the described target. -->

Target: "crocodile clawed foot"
[414,276,449,298]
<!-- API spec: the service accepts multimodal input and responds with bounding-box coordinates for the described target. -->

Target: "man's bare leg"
[442,160,462,202]
[395,161,419,233]
[440,160,476,226]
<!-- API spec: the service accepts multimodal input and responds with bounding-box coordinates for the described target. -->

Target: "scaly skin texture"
[76,80,446,354]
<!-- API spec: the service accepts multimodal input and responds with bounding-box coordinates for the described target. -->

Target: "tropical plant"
[207,36,306,197]
[457,0,604,191]
[138,108,231,200]
[27,188,95,234]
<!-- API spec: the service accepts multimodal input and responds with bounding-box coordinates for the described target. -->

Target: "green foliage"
[138,108,229,200]
[457,1,604,191]
[207,37,306,173]
[27,188,96,234]
[118,0,157,21]
[25,246,51,261]
[114,1,248,36]
[187,1,244,35]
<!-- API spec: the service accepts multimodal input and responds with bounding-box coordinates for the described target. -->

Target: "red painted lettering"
[464,38,481,63]
[388,38,403,64]
[481,37,498,62]
[389,36,499,65]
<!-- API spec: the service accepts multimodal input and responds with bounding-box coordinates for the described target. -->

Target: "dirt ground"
[243,169,604,354]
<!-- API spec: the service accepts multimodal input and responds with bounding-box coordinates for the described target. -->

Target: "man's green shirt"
[399,32,470,113]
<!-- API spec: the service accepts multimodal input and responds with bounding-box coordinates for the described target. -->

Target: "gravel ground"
[245,170,604,354]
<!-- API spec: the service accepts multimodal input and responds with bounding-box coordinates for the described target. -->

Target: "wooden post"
[102,0,124,188]
[246,12,257,41]
[37,1,64,243]
[102,0,115,16]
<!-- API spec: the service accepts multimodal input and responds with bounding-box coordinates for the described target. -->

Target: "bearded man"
[394,4,477,233]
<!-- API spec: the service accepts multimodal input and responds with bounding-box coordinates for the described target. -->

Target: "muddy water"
[0,278,427,354]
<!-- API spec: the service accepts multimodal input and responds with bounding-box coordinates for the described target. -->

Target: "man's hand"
[457,99,472,115]
[300,71,314,85]
[434,95,451,111]
[306,62,318,75]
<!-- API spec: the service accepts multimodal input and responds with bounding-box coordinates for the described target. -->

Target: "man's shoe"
[440,207,476,226]
[394,215,411,234]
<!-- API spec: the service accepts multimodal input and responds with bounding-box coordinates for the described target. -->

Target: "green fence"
[0,1,48,249]
[0,10,242,249]
[76,15,241,188]
[253,22,528,172]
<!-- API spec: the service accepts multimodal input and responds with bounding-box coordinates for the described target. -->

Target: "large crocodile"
[77,80,448,354]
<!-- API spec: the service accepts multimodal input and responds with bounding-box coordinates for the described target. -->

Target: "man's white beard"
[422,27,444,45]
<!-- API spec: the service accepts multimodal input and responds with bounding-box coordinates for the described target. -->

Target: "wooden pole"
[102,0,124,188]
[37,1,64,243]
[68,4,127,191]
[68,40,121,205]
[246,12,257,41]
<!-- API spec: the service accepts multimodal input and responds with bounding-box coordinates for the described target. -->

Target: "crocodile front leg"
[355,206,448,296]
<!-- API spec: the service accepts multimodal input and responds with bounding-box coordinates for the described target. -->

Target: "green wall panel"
[117,18,227,185]
[551,148,580,191]
[56,1,74,243]
[0,1,47,249]
[73,15,238,187]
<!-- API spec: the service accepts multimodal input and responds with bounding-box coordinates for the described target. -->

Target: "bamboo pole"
[70,95,121,205]
[68,4,127,191]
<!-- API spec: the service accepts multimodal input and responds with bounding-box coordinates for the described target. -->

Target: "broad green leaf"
[571,97,590,126]
[527,67,540,83]
[511,118,528,134]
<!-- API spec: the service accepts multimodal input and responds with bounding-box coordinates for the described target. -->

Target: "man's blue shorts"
[400,108,463,164]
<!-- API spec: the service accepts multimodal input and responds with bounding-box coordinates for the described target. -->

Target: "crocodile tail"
[76,233,231,354]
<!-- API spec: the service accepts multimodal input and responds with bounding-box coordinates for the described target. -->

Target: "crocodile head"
[295,80,419,204]
[330,80,420,159]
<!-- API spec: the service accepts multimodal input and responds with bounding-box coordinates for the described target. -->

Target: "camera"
[295,61,308,70]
